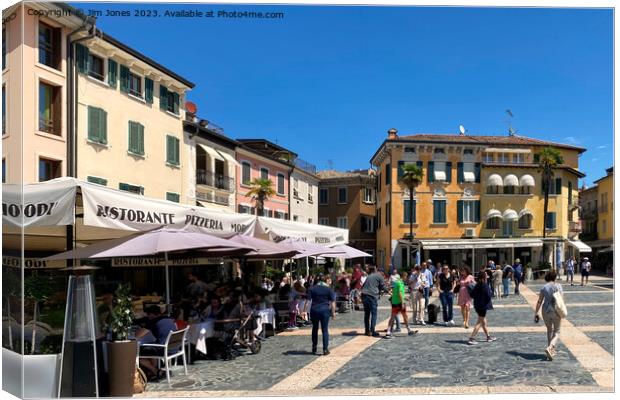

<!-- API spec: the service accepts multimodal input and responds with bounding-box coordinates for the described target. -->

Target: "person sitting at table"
[186,273,208,299]
[96,292,114,335]
[135,305,178,380]
[202,296,222,321]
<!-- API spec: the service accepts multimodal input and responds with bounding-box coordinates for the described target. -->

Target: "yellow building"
[595,167,614,242]
[580,167,614,271]
[370,129,587,271]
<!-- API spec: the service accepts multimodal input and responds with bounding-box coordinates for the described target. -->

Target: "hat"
[515,258,520,263]
[427,259,432,263]
[583,257,589,261]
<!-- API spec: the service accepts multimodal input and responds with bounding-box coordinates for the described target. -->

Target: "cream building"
[290,160,319,224]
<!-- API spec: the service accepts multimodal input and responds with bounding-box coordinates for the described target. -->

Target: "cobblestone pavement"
[144,277,614,396]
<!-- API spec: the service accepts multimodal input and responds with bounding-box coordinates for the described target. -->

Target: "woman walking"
[534,271,564,360]
[468,271,497,345]
[437,265,456,326]
[409,265,428,325]
[457,266,475,329]
[308,274,336,355]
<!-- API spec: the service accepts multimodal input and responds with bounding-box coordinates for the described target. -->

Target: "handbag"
[453,283,461,294]
[133,366,147,394]
[552,285,567,318]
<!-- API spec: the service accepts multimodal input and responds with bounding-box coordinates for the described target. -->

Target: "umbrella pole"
[306,256,309,278]
[165,252,171,316]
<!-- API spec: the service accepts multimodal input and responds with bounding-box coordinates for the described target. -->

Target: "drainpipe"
[288,163,294,220]
[65,19,96,257]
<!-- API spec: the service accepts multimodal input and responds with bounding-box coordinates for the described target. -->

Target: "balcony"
[569,221,582,233]
[196,169,234,192]
[196,190,230,206]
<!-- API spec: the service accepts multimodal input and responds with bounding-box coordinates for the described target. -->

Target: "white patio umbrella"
[318,245,373,259]
[44,226,256,314]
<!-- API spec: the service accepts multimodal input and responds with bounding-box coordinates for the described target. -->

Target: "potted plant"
[106,283,137,397]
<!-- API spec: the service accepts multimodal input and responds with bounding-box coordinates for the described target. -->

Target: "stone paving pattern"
[582,330,614,356]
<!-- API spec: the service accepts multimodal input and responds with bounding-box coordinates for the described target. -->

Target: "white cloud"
[564,136,581,145]
[597,145,607,149]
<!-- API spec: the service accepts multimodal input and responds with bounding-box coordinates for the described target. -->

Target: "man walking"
[502,262,513,297]
[512,258,523,295]
[566,256,576,286]
[580,257,591,286]
[385,272,417,338]
[361,265,386,337]
[421,262,434,309]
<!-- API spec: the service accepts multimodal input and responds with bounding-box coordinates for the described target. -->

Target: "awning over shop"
[418,238,543,250]
[216,149,239,166]
[486,209,502,220]
[519,208,533,217]
[198,143,225,162]
[502,209,518,221]
[566,239,592,253]
[519,174,535,187]
[599,247,614,253]
[487,174,503,186]
[503,174,518,187]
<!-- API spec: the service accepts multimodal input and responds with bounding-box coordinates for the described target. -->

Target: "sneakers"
[408,330,418,336]
[371,332,381,337]
[419,320,426,326]
[323,349,330,356]
[364,331,371,336]
[486,336,497,342]
[467,338,477,345]
[287,326,299,331]
[446,320,456,327]
[545,346,555,361]
[384,333,395,339]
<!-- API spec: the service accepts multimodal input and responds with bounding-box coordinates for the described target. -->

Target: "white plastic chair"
[138,327,189,387]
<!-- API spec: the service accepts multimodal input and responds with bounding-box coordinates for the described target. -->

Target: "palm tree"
[400,163,424,245]
[246,178,276,216]
[538,146,563,263]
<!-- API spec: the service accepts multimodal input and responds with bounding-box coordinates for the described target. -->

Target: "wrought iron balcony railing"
[196,169,234,192]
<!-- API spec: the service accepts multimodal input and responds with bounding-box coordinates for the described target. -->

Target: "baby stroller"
[216,312,262,360]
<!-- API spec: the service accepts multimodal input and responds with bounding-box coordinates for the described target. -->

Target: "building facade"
[184,117,237,211]
[371,129,586,271]
[290,160,319,224]
[235,139,293,218]
[317,169,377,261]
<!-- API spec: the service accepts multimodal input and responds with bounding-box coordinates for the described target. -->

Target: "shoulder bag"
[552,285,567,318]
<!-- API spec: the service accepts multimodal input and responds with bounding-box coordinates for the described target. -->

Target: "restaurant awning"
[519,174,535,187]
[566,239,592,253]
[598,246,614,253]
[198,143,225,162]
[418,238,543,250]
[487,174,503,186]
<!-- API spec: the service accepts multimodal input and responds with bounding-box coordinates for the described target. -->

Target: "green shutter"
[457,200,463,223]
[99,109,107,144]
[107,59,118,88]
[412,200,416,223]
[119,65,129,93]
[119,183,129,191]
[128,122,134,153]
[75,43,89,74]
[474,163,481,183]
[138,123,145,155]
[404,200,409,223]
[145,78,154,104]
[475,200,481,223]
[552,213,556,229]
[441,201,446,223]
[555,177,562,195]
[128,121,143,154]
[397,161,404,181]
[87,176,107,186]
[87,106,98,142]
[457,162,464,183]
[534,154,540,163]
[416,161,423,181]
[385,163,391,185]
[160,85,168,111]
[433,201,438,223]
[173,92,180,114]
[166,192,180,203]
[427,161,434,183]
[445,162,452,183]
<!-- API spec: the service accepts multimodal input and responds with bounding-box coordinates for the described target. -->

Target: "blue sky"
[71,3,613,186]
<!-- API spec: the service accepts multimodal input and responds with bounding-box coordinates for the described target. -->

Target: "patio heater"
[58,268,100,398]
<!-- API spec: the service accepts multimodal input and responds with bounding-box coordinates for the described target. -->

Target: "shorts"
[391,303,405,314]
[475,308,487,318]
[581,269,590,277]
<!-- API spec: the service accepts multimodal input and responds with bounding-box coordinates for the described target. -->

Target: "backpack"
[466,282,476,297]
[552,285,567,318]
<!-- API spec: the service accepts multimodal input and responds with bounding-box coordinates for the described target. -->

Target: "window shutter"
[52,28,61,68]
[555,177,562,195]
[159,85,168,111]
[119,183,129,191]
[87,176,107,186]
[441,201,446,223]
[128,121,137,153]
[166,135,173,164]
[284,212,289,220]
[138,123,145,155]
[75,43,89,74]
[107,59,118,88]
[475,200,481,222]
[404,200,409,223]
[173,92,180,114]
[385,163,391,185]
[100,109,107,144]
[457,162,464,183]
[119,65,129,93]
[397,161,404,181]
[174,137,180,165]
[427,161,434,183]
[445,161,452,183]
[534,154,540,163]
[87,106,97,142]
[433,201,438,223]
[145,78,154,104]
[362,215,368,231]
[457,200,463,223]
[412,200,416,223]
[474,163,481,183]
[552,213,556,228]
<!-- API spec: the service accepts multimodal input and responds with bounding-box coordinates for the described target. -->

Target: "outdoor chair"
[138,327,189,387]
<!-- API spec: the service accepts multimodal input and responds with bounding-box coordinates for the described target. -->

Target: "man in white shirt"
[580,257,592,286]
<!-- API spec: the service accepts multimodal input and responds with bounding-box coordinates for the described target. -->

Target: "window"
[277,173,285,195]
[385,163,391,185]
[38,22,60,69]
[39,82,60,135]
[434,148,445,154]
[518,214,532,229]
[87,176,107,186]
[403,199,416,224]
[275,211,286,219]
[119,183,144,195]
[513,153,525,163]
[87,106,107,144]
[2,85,6,134]
[386,201,391,225]
[487,185,500,195]
[241,162,251,185]
[433,161,446,181]
[497,153,510,163]
[486,217,500,230]
[128,121,145,156]
[462,163,475,183]
[503,185,515,195]
[260,167,269,180]
[238,205,252,214]
[2,27,6,70]
[319,188,328,205]
[404,147,416,153]
[458,200,480,223]
[293,215,299,222]
[433,200,447,223]
[159,86,180,114]
[502,221,514,237]
[361,215,375,233]
[319,217,329,226]
[166,192,180,203]
[364,187,374,203]
[2,158,5,183]
[547,177,562,195]
[308,185,314,203]
[337,216,348,229]
[38,158,61,182]
[338,187,347,204]
[545,212,557,230]
[483,153,494,163]
[88,53,104,81]
[128,71,142,97]
[166,135,180,165]
[463,149,473,155]
[520,186,532,195]
[166,90,176,113]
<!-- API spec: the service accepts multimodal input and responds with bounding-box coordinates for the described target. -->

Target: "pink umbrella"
[44,227,256,314]
[226,234,301,260]
[317,245,373,259]
[285,239,347,259]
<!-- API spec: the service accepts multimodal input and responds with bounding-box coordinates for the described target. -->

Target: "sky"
[70,2,613,186]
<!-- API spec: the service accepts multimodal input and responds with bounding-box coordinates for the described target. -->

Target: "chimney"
[387,128,399,140]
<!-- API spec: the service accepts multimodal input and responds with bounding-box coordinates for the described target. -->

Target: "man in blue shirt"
[421,262,434,309]
[513,258,523,294]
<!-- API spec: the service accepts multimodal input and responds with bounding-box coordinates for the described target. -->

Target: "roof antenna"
[505,109,517,136]
[459,125,466,136]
